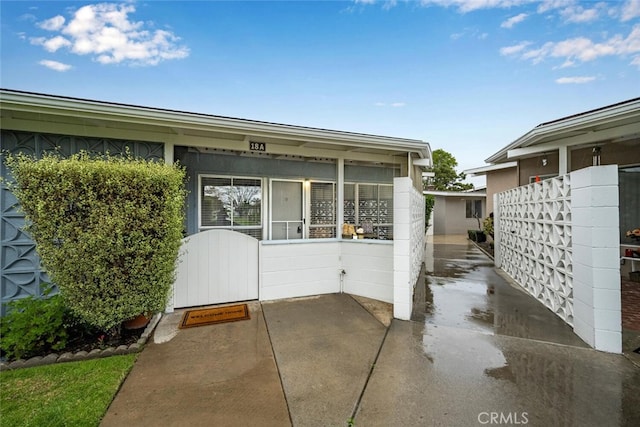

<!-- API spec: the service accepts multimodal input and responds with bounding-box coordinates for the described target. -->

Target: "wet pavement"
[102,234,640,426]
[356,235,640,426]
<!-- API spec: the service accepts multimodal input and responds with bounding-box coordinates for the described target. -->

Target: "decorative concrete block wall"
[496,165,621,353]
[571,165,621,353]
[497,175,574,325]
[393,177,425,320]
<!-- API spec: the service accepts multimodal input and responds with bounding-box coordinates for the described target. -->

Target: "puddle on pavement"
[405,238,640,425]
[419,240,589,347]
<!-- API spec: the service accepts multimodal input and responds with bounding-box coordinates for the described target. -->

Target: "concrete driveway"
[102,236,640,427]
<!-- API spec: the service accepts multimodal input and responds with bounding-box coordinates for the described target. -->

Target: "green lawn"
[0,354,137,427]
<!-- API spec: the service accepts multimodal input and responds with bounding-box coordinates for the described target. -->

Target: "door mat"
[179,304,250,329]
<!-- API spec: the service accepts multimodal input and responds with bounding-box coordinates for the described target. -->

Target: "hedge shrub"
[4,151,186,332]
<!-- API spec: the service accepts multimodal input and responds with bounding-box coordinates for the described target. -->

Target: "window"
[309,182,336,238]
[529,174,557,183]
[344,183,393,239]
[200,175,262,239]
[465,199,482,219]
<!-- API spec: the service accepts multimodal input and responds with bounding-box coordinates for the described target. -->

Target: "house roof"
[464,161,517,176]
[0,89,431,164]
[423,190,486,198]
[485,97,640,164]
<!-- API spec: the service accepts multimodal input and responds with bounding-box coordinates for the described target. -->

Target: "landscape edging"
[0,313,162,371]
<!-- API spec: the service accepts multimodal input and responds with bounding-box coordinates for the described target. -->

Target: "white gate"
[172,229,259,309]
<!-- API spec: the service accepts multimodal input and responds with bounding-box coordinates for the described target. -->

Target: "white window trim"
[198,174,265,236]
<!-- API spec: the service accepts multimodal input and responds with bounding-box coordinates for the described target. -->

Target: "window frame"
[307,180,337,239]
[344,182,394,240]
[465,199,483,219]
[198,174,264,238]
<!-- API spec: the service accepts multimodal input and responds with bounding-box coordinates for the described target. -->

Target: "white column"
[337,158,344,239]
[559,146,569,175]
[493,193,501,268]
[164,142,174,165]
[393,177,412,320]
[571,165,621,353]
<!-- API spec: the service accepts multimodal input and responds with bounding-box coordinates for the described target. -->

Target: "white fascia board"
[464,161,517,176]
[486,99,640,163]
[423,190,487,197]
[0,89,430,157]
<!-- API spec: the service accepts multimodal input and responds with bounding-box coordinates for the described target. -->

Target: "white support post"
[571,165,621,353]
[337,158,344,239]
[393,177,413,320]
[559,146,569,175]
[493,193,501,268]
[164,142,174,165]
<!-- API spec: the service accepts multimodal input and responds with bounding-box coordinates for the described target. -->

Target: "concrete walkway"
[102,236,640,427]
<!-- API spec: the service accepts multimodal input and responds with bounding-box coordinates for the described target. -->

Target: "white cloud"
[501,13,528,28]
[501,24,640,68]
[19,13,37,22]
[537,0,574,13]
[38,15,65,31]
[555,76,596,84]
[391,102,406,107]
[499,41,532,56]
[559,3,605,23]
[28,3,189,67]
[39,59,72,72]
[418,0,535,13]
[622,0,640,21]
[31,35,72,52]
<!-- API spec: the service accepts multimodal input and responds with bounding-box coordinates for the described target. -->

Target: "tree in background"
[425,149,474,192]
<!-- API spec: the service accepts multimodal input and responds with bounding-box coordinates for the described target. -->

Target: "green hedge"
[4,151,186,332]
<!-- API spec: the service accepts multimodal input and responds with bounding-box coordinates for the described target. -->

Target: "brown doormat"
[179,304,250,329]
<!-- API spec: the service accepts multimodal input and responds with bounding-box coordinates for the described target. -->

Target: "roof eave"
[0,89,431,158]
[485,98,640,164]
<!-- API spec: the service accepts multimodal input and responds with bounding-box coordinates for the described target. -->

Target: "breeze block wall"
[496,165,621,353]
[497,175,574,326]
[393,177,425,320]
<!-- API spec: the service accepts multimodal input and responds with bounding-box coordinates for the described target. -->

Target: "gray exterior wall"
[176,147,397,235]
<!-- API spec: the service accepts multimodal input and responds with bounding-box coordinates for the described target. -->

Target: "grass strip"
[0,354,136,427]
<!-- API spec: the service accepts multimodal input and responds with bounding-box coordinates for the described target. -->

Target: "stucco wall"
[518,153,560,185]
[432,195,487,235]
[571,138,640,170]
[486,167,518,214]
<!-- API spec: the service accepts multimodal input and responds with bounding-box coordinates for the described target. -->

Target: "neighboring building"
[464,163,516,216]
[0,89,431,320]
[424,188,486,235]
[465,98,640,353]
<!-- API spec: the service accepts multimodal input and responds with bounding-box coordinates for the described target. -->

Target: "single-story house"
[0,89,431,320]
[465,98,640,353]
[423,188,487,235]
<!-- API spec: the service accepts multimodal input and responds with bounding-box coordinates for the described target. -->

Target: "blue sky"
[1,0,639,185]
